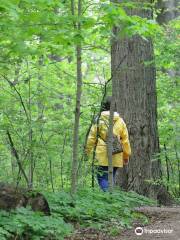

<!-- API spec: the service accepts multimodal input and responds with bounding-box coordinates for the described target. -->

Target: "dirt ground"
[120,207,180,240]
[66,206,180,240]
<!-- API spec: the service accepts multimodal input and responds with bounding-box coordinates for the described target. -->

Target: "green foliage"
[100,2,159,38]
[0,207,73,240]
[46,188,155,234]
[0,189,155,239]
[0,0,179,226]
[0,0,166,189]
[155,19,180,197]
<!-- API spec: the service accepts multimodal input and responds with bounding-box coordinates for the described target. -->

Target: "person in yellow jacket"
[86,96,131,191]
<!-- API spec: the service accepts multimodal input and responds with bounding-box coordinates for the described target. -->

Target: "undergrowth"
[0,207,72,240]
[0,188,156,239]
[47,188,156,237]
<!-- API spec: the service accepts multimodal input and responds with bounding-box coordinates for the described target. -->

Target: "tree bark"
[107,99,115,193]
[71,0,82,194]
[156,0,179,24]
[6,130,29,185]
[28,75,34,189]
[112,1,162,198]
[164,144,170,191]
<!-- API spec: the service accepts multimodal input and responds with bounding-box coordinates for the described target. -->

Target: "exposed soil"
[120,206,180,240]
[66,206,180,240]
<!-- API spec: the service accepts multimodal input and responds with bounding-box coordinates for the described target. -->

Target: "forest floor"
[66,206,180,240]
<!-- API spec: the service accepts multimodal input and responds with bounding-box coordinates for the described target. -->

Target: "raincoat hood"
[100,111,120,123]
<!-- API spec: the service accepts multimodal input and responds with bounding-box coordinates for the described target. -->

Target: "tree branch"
[6,129,29,185]
[1,75,30,122]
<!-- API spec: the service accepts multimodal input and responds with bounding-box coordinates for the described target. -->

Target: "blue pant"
[96,166,118,191]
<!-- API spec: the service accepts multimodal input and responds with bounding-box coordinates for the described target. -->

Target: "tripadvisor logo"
[135,226,173,235]
[135,227,143,236]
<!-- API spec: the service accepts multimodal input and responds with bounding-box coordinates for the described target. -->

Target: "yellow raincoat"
[86,111,131,167]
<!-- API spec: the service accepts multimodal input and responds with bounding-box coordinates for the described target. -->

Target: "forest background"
[0,0,179,239]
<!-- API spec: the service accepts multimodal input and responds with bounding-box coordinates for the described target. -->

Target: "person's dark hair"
[101,96,112,111]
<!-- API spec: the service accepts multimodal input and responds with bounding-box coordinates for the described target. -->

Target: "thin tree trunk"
[107,98,115,193]
[91,78,111,189]
[71,0,82,194]
[49,157,54,192]
[11,63,21,178]
[164,144,170,191]
[28,76,34,189]
[175,144,180,197]
[60,134,66,189]
[37,56,44,121]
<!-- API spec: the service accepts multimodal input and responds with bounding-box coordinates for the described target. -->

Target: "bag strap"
[97,117,117,143]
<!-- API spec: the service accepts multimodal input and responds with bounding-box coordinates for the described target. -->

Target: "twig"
[2,75,30,122]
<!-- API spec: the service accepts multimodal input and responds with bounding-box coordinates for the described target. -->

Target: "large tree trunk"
[156,0,179,24]
[111,1,162,198]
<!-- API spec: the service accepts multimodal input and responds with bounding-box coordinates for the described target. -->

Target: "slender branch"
[6,129,29,185]
[82,45,110,53]
[1,75,30,122]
